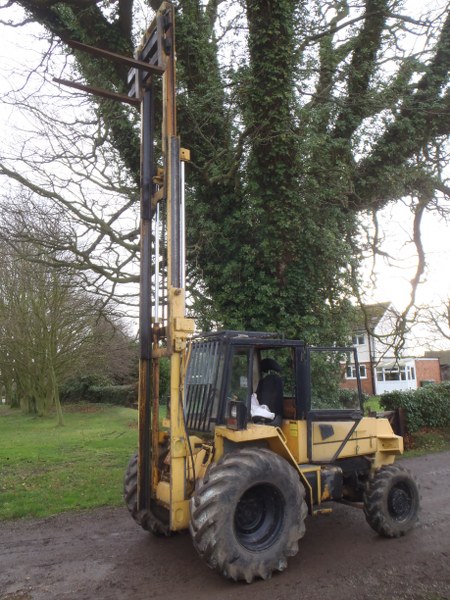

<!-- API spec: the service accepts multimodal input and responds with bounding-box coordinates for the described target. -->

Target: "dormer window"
[352,333,365,346]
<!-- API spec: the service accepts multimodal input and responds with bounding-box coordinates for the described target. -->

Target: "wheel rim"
[234,484,284,551]
[387,481,415,522]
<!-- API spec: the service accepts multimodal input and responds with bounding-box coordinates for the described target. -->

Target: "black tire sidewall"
[124,451,170,536]
[219,458,299,561]
[382,472,419,529]
[364,466,419,537]
[191,448,306,580]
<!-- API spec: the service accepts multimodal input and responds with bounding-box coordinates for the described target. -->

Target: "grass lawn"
[363,396,381,414]
[0,403,138,520]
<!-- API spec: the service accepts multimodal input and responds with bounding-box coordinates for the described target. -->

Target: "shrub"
[415,382,450,428]
[60,375,112,403]
[338,388,369,409]
[380,383,450,432]
[88,383,137,406]
[60,375,137,406]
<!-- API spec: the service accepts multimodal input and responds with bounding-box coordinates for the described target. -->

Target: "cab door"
[306,347,364,463]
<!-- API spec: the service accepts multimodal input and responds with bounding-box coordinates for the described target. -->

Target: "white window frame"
[346,364,367,379]
[376,365,416,382]
[352,333,365,346]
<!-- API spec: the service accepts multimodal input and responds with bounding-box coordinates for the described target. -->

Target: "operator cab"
[184,331,363,434]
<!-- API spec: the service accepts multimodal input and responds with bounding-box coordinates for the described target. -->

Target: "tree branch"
[352,9,450,208]
[332,0,390,141]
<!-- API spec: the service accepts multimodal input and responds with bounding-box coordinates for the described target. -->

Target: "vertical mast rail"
[137,66,156,516]
[180,159,186,290]
[154,203,161,322]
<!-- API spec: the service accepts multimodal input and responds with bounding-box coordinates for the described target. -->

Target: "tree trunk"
[50,365,64,427]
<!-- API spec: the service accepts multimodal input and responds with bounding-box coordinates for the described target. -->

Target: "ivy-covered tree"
[0,0,448,344]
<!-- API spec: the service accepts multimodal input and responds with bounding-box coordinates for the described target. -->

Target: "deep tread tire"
[363,464,420,538]
[189,448,308,583]
[124,452,170,536]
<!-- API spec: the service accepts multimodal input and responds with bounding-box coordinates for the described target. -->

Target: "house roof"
[354,302,393,332]
[424,350,450,366]
[377,359,414,369]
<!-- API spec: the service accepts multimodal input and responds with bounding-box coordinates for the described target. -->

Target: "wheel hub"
[388,484,413,521]
[234,483,284,551]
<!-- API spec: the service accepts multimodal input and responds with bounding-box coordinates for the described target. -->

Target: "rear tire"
[124,452,170,536]
[190,447,307,582]
[363,464,419,538]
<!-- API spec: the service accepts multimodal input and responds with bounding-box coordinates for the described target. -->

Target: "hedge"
[87,383,137,406]
[338,388,369,409]
[60,376,137,406]
[380,382,450,432]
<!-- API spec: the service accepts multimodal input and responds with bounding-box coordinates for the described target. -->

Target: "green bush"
[60,375,137,406]
[60,359,170,408]
[380,383,450,432]
[415,382,450,428]
[338,388,369,409]
[89,383,137,406]
[60,375,112,403]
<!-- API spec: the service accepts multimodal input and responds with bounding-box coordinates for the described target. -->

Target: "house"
[346,303,441,395]
[423,350,450,381]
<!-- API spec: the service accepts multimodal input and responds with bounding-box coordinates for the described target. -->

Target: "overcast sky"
[362,200,450,311]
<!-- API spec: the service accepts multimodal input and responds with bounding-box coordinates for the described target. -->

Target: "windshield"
[184,339,225,432]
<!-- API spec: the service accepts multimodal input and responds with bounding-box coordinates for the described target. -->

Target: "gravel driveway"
[1,451,449,600]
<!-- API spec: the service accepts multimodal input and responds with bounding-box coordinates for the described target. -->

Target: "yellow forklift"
[119,2,420,583]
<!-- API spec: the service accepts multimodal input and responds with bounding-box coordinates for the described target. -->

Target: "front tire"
[363,464,420,538]
[190,448,307,582]
[123,452,170,536]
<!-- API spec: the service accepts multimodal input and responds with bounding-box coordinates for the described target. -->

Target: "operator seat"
[256,358,283,426]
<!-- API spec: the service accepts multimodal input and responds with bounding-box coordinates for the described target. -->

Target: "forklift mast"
[55,1,194,531]
[128,2,194,529]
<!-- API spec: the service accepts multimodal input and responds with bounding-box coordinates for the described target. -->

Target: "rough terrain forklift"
[119,2,420,583]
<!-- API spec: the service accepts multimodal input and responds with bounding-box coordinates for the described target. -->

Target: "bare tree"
[0,233,136,424]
